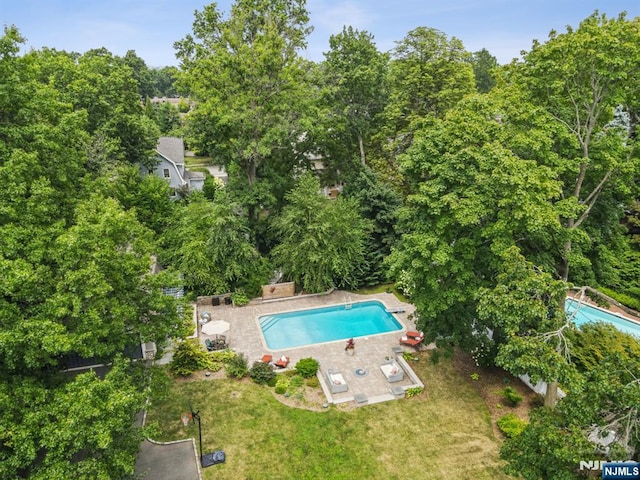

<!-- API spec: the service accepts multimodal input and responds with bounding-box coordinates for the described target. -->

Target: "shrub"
[502,386,524,406]
[305,376,320,388]
[275,376,290,394]
[249,361,275,385]
[406,386,424,397]
[230,290,250,306]
[497,413,527,438]
[210,350,236,363]
[225,353,248,379]
[170,339,213,376]
[295,357,319,378]
[289,375,304,388]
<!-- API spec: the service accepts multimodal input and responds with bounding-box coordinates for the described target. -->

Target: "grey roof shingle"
[157,137,184,165]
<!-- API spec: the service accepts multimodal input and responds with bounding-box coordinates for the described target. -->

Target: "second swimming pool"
[259,300,403,350]
[565,298,640,338]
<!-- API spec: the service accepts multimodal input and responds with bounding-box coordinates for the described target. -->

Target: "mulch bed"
[452,349,538,439]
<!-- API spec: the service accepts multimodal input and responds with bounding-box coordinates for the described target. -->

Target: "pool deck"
[196,290,426,406]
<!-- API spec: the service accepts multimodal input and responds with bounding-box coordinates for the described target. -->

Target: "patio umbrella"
[201,320,230,336]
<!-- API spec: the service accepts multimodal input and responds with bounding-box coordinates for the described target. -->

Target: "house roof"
[157,137,185,165]
[185,170,205,180]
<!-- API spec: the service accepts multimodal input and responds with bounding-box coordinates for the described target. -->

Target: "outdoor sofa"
[327,368,348,393]
[380,359,404,383]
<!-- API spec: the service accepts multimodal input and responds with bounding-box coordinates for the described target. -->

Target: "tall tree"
[373,26,475,182]
[161,193,268,295]
[507,12,640,284]
[272,173,372,292]
[322,26,388,166]
[389,93,562,351]
[175,0,313,205]
[0,28,185,476]
[477,248,580,407]
[342,166,402,286]
[471,48,498,93]
[123,49,155,98]
[390,12,640,406]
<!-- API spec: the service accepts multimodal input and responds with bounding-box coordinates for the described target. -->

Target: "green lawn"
[146,353,511,480]
[184,156,213,167]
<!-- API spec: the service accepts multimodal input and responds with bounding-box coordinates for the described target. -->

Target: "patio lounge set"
[205,335,227,351]
[399,330,424,349]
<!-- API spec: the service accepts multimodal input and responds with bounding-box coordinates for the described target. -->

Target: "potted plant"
[345,338,355,356]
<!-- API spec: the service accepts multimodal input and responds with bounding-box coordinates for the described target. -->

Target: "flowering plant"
[345,338,355,350]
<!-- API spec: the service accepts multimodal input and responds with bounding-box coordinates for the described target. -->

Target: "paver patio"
[197,290,425,406]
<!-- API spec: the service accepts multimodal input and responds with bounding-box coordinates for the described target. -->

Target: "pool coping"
[255,298,405,352]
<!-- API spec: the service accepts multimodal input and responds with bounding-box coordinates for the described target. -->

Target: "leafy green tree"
[342,166,402,285]
[373,27,475,181]
[150,66,179,97]
[96,164,176,234]
[471,48,498,93]
[161,193,268,295]
[389,93,562,350]
[123,49,155,98]
[501,351,640,478]
[506,12,640,284]
[271,173,372,292]
[26,46,159,167]
[322,26,388,166]
[0,27,185,478]
[0,358,146,480]
[154,100,181,134]
[175,0,313,199]
[478,248,580,407]
[568,321,640,373]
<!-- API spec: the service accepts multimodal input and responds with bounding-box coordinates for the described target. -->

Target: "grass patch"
[184,156,213,167]
[351,283,409,303]
[146,354,511,479]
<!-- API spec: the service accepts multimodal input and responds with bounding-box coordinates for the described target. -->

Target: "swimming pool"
[565,299,640,338]
[259,300,403,350]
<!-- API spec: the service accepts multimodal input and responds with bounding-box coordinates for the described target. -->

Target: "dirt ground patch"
[452,349,538,438]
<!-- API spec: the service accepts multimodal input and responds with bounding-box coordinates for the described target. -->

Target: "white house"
[150,137,204,196]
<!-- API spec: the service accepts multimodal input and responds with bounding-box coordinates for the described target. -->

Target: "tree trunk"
[544,380,559,407]
[248,159,257,185]
[358,134,366,165]
[559,239,571,282]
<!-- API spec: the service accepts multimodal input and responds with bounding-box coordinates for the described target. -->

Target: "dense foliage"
[3,2,640,477]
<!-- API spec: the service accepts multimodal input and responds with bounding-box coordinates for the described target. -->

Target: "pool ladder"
[345,294,353,310]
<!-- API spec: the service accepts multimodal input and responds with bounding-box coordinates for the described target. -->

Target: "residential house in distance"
[149,136,204,197]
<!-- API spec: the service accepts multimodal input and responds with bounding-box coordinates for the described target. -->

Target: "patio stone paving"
[197,290,426,406]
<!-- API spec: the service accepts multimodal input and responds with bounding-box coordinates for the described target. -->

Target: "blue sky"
[2,0,639,67]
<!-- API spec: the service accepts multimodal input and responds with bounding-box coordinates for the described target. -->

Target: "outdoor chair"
[399,330,424,349]
[380,359,404,383]
[205,335,227,351]
[274,356,290,368]
[327,368,348,394]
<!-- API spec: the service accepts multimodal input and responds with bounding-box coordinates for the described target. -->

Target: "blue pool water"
[565,299,640,338]
[259,300,403,350]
